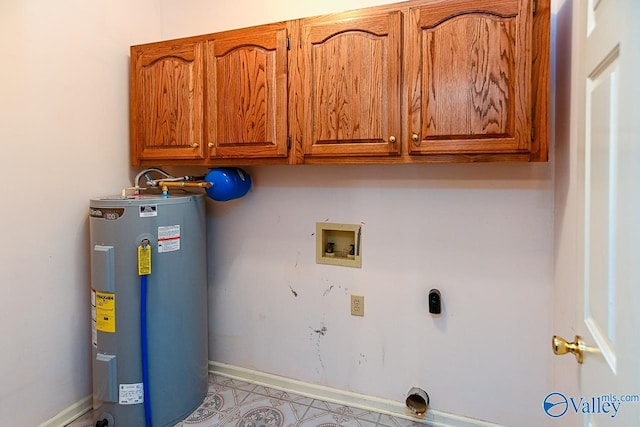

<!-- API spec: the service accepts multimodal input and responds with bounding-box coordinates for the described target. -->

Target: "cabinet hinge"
[532,0,537,16]
[531,126,536,142]
[286,37,290,50]
[287,136,291,150]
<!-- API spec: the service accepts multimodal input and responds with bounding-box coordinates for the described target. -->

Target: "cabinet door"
[407,0,532,155]
[300,11,402,157]
[130,42,204,163]
[206,25,289,159]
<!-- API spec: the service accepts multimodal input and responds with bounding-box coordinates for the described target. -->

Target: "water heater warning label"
[119,383,144,405]
[95,291,116,333]
[158,225,180,253]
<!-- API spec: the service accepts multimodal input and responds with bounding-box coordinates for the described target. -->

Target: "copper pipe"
[158,181,212,189]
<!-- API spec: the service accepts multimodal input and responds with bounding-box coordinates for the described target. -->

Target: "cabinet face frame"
[130,42,205,164]
[298,10,403,158]
[405,0,533,156]
[205,24,289,159]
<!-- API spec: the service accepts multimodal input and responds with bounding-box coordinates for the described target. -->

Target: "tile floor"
[66,374,429,427]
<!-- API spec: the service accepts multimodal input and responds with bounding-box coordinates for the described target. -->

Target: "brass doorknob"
[389,136,396,143]
[192,143,200,148]
[208,142,214,148]
[412,133,419,142]
[552,335,585,364]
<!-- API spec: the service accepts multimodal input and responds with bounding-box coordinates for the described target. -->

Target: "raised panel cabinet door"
[206,25,288,159]
[130,42,205,164]
[300,10,402,157]
[407,0,532,155]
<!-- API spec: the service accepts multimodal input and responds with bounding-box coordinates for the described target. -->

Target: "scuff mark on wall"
[309,322,327,373]
[312,325,327,336]
[338,285,349,294]
[320,275,343,294]
[322,285,334,296]
[289,284,298,297]
[358,353,367,365]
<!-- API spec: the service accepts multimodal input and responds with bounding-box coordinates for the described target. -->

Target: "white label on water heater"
[157,225,181,253]
[91,290,97,348]
[139,204,157,217]
[119,383,144,405]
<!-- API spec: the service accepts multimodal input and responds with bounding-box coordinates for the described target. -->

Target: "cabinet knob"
[192,143,200,148]
[208,142,214,148]
[389,135,396,143]
[412,133,419,142]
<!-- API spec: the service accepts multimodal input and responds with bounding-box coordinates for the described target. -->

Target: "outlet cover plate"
[351,294,364,316]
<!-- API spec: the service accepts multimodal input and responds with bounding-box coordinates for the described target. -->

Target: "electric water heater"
[89,194,207,426]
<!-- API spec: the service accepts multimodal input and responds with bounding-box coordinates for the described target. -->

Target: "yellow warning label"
[138,245,151,276]
[95,291,115,333]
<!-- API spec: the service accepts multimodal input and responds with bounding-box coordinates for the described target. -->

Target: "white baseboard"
[208,361,504,427]
[40,363,504,427]
[38,395,92,427]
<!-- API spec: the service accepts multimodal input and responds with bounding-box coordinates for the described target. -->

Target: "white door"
[550,0,640,426]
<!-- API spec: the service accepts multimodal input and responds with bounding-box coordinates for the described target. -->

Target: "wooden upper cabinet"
[130,42,204,164]
[299,10,402,157]
[406,0,533,155]
[129,0,548,165]
[205,25,289,159]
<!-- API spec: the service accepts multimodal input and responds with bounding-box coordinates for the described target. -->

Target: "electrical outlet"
[351,294,364,316]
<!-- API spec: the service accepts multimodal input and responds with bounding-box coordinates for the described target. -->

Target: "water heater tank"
[89,194,208,426]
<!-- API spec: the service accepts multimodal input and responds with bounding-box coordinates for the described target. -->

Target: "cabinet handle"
[389,136,396,143]
[208,142,214,148]
[412,133,419,142]
[192,143,200,148]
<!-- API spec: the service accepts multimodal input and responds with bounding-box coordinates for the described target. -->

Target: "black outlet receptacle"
[428,289,441,314]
